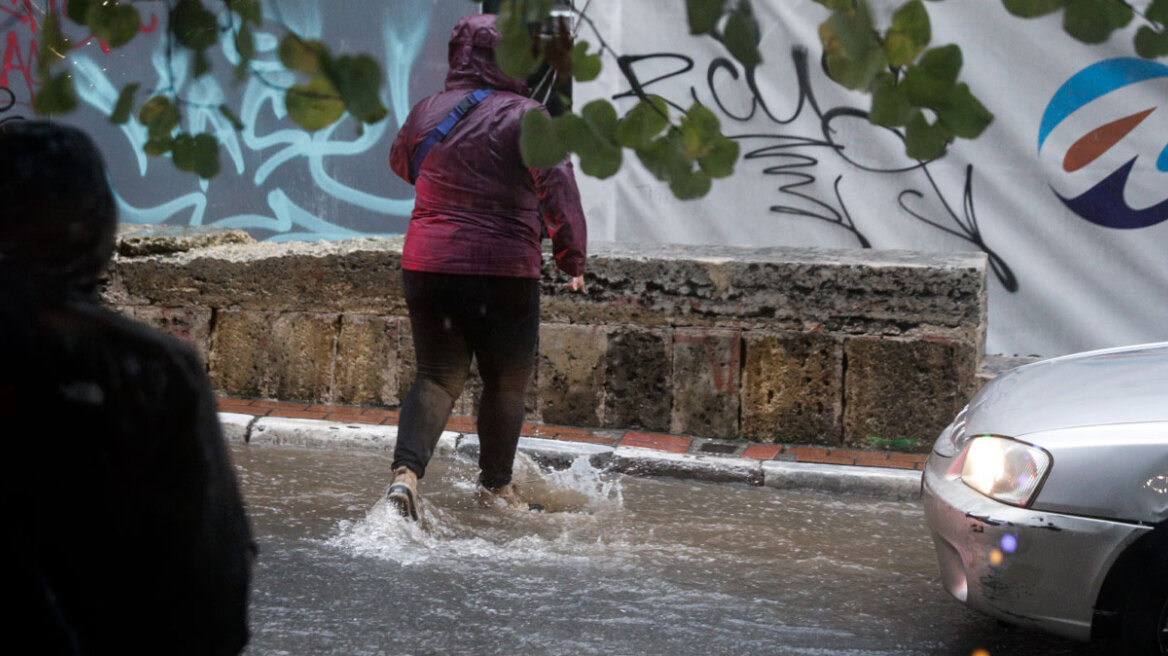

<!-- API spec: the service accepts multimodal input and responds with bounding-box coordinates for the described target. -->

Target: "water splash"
[327,455,624,567]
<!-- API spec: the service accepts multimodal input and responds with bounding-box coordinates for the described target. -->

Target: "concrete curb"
[763,460,922,501]
[222,412,924,501]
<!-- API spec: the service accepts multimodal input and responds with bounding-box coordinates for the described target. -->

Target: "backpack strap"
[409,89,495,184]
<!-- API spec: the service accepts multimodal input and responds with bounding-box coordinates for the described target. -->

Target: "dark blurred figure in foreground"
[0,121,254,654]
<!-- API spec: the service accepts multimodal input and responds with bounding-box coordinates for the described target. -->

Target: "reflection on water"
[233,444,1100,656]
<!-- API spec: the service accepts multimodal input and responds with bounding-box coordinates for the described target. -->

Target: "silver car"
[923,342,1168,654]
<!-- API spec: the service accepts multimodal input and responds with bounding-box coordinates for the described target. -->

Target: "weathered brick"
[843,336,978,451]
[538,323,607,426]
[208,310,338,402]
[603,328,671,431]
[741,331,843,445]
[742,444,783,460]
[209,310,273,398]
[125,306,213,365]
[334,314,402,406]
[670,329,741,438]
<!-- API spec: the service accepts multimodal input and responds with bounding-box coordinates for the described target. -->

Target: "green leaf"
[723,0,762,68]
[144,136,173,156]
[326,54,389,124]
[499,0,553,25]
[1063,0,1133,44]
[219,104,245,130]
[916,44,963,83]
[580,100,618,140]
[904,112,949,160]
[234,26,254,82]
[884,0,931,67]
[819,1,887,90]
[934,83,994,138]
[171,0,219,51]
[669,168,713,199]
[138,95,181,139]
[636,131,692,183]
[279,34,328,74]
[698,135,739,178]
[687,0,725,35]
[286,74,345,131]
[66,0,93,25]
[553,111,590,151]
[556,113,622,178]
[37,13,70,74]
[228,0,263,25]
[577,140,622,178]
[570,41,602,82]
[680,102,722,160]
[559,103,622,178]
[520,108,568,168]
[171,132,221,179]
[902,45,962,108]
[87,0,141,49]
[193,49,212,78]
[1149,0,1168,24]
[33,72,79,115]
[109,82,140,124]
[869,72,915,126]
[615,95,669,149]
[1001,0,1065,17]
[496,0,543,79]
[1134,25,1168,58]
[235,25,255,60]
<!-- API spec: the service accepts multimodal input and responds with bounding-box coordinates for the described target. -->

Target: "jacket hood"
[0,120,116,300]
[445,13,529,95]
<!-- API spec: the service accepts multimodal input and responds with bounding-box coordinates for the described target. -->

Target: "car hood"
[965,342,1168,440]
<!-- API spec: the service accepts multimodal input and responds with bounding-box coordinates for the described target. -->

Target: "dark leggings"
[392,270,540,488]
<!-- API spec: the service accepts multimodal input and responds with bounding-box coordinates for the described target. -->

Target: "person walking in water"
[385,13,588,520]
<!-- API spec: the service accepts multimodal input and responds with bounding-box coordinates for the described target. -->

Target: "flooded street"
[233,444,1104,656]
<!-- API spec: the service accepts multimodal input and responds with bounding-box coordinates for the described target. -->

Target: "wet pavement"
[233,444,1108,656]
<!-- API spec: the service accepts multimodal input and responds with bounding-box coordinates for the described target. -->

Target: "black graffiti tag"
[614,46,1018,292]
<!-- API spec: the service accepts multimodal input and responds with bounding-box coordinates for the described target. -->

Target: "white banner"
[573,0,1168,358]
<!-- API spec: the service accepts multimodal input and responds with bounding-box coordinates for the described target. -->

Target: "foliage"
[34,0,387,179]
[30,0,1168,189]
[812,0,1167,159]
[498,0,752,199]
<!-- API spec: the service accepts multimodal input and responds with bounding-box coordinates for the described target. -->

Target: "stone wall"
[104,225,988,451]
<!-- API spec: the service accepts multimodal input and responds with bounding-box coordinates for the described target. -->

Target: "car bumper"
[922,450,1150,641]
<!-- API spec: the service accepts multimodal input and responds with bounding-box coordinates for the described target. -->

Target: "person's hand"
[565,275,586,293]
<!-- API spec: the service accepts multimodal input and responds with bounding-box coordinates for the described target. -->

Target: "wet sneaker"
[475,483,544,512]
[386,466,419,521]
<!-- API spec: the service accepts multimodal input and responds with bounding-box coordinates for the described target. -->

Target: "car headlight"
[961,436,1051,507]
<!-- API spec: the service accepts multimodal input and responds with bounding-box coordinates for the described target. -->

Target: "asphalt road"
[233,443,1110,656]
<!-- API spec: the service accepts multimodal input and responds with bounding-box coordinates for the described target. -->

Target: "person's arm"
[530,157,588,285]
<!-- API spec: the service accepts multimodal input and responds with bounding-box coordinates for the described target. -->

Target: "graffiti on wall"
[2,0,469,241]
[614,46,1019,292]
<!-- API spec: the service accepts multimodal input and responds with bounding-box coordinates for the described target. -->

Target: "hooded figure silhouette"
[0,121,254,655]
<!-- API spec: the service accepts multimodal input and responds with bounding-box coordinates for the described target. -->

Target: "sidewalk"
[217,397,926,500]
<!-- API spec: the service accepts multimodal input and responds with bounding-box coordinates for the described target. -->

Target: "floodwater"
[233,444,1102,656]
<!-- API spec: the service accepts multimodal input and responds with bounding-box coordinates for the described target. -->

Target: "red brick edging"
[217,397,926,472]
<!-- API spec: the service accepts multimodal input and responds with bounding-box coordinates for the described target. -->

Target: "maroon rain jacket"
[389,13,587,279]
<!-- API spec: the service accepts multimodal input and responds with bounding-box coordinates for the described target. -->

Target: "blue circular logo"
[1038,58,1168,229]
